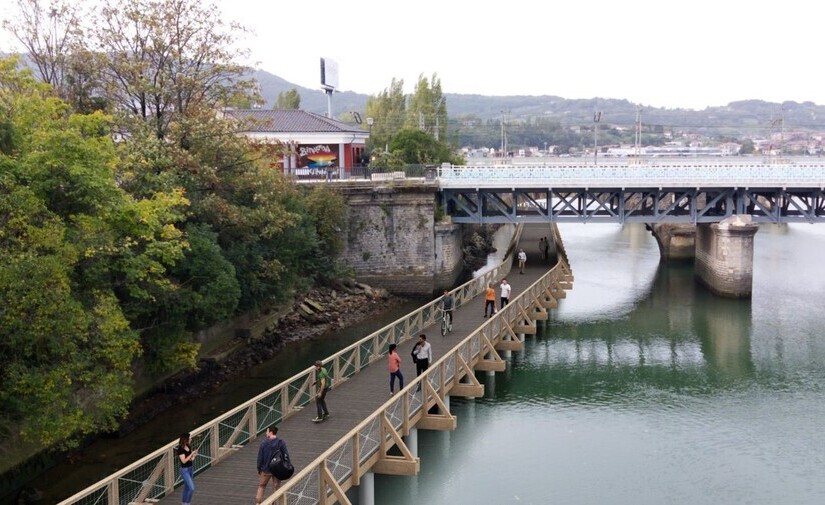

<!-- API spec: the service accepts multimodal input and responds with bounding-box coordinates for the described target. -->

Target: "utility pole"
[593,111,602,165]
[500,110,505,158]
[634,106,642,159]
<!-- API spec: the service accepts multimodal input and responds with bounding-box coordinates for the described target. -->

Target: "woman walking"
[388,343,404,395]
[177,432,197,505]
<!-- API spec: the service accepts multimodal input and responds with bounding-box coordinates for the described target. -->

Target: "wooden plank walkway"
[160,225,553,504]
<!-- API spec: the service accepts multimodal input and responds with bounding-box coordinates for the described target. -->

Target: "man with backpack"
[255,425,290,503]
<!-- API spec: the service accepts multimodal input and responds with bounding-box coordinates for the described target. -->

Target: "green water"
[375,223,825,505]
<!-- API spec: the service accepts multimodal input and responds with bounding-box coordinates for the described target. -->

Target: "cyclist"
[442,290,455,330]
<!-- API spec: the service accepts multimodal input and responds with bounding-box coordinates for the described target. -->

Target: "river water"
[374,223,825,505]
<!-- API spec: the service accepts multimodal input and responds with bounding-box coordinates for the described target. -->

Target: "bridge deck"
[159,226,551,504]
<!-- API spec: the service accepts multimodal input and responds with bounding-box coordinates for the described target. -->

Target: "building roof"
[223,109,366,134]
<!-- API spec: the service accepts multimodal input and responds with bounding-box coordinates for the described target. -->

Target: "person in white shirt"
[517,249,527,274]
[412,334,432,390]
[499,279,512,309]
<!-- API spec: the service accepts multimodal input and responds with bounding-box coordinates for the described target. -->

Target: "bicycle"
[437,306,453,336]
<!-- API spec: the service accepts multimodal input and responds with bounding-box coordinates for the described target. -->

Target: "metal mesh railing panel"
[444,354,456,384]
[256,391,283,435]
[409,387,423,416]
[358,340,374,368]
[283,467,321,505]
[337,348,358,379]
[357,417,381,464]
[325,439,354,483]
[68,488,108,505]
[191,430,213,472]
[287,376,312,409]
[216,410,250,449]
[116,453,167,505]
[386,398,404,430]
[393,320,406,342]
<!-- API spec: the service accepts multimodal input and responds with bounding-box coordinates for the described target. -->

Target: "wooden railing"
[58,225,526,505]
[264,226,573,504]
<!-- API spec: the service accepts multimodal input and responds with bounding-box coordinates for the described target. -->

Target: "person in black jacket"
[255,425,289,503]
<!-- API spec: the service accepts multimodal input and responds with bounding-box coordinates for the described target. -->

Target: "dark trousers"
[500,297,509,309]
[416,358,429,377]
[485,300,495,316]
[316,388,329,417]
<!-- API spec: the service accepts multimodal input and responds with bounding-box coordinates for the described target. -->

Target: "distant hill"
[255,68,825,134]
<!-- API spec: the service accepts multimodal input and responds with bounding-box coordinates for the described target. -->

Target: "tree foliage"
[90,0,255,139]
[405,73,447,141]
[2,0,83,97]
[275,88,301,109]
[1,0,353,454]
[365,78,406,151]
[364,75,460,165]
[0,61,186,447]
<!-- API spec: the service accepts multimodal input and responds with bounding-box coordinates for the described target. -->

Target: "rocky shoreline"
[119,281,406,435]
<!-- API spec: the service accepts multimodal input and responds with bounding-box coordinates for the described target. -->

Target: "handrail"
[438,160,825,189]
[264,236,573,504]
[58,224,525,505]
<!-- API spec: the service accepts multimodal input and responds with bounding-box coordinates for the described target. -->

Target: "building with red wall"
[222,109,369,178]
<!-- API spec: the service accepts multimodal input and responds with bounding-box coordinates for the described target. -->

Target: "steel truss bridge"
[438,158,825,224]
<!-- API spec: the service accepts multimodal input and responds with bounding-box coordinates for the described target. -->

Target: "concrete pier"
[695,215,759,298]
[647,223,696,261]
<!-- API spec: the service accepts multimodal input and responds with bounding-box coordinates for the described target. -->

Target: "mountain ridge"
[254,68,825,133]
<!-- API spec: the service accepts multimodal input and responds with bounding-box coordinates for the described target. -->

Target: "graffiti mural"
[298,144,337,169]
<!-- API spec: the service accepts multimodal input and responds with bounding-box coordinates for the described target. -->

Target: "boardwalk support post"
[320,461,351,504]
[416,382,457,431]
[450,355,484,397]
[373,414,420,475]
[475,335,506,372]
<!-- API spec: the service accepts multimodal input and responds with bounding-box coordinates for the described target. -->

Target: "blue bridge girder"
[442,186,825,224]
[437,160,825,224]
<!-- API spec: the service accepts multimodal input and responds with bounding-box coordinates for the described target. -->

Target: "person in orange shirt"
[484,282,496,317]
[388,344,404,395]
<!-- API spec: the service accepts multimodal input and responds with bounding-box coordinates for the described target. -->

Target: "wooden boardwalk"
[160,225,554,504]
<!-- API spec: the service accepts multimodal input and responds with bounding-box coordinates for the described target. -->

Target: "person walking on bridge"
[499,279,511,309]
[313,360,331,422]
[177,432,197,505]
[255,425,289,503]
[517,248,527,274]
[413,334,432,390]
[388,343,404,395]
[484,282,496,317]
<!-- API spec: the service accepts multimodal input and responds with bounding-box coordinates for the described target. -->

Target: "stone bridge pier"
[694,216,759,298]
[648,216,759,298]
[646,223,696,261]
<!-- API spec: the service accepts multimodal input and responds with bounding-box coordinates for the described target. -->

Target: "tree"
[406,73,447,141]
[2,0,83,98]
[275,88,301,109]
[304,185,347,258]
[90,0,256,139]
[389,128,459,165]
[0,181,141,447]
[0,61,189,447]
[365,78,406,152]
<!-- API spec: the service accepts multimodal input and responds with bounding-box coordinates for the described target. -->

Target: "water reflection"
[375,223,825,505]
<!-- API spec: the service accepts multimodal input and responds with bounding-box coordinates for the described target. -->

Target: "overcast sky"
[2,0,822,110]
